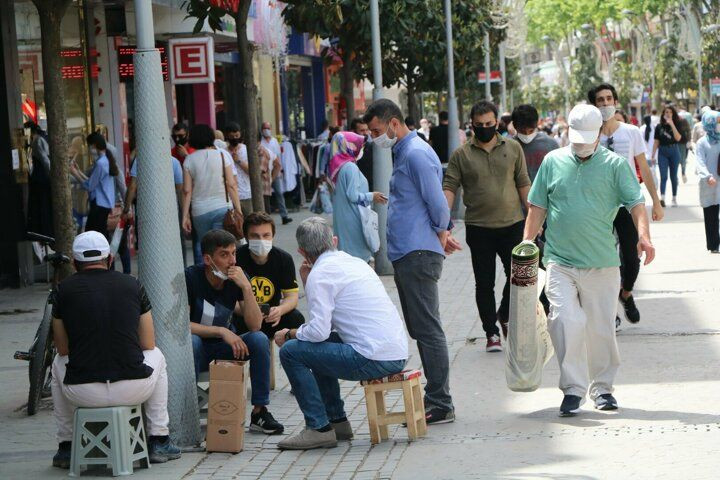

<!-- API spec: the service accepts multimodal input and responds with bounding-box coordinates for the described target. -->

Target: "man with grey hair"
[274,217,408,450]
[363,98,456,424]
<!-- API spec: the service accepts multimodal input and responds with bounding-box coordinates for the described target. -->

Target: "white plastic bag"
[505,255,554,392]
[358,204,380,253]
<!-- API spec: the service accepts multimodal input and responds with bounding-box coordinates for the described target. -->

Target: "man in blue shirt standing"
[363,99,455,424]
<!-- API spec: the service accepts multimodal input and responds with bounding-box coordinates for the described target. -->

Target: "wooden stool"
[361,370,426,444]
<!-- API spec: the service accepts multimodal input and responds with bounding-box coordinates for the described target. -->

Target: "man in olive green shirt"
[523,104,655,417]
[443,100,531,353]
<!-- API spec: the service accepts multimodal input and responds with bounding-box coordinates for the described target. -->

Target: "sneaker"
[711,249,720,254]
[52,441,71,469]
[594,393,618,411]
[660,197,666,208]
[486,334,502,352]
[282,217,293,225]
[682,174,688,183]
[277,427,337,450]
[615,315,622,332]
[619,292,640,324]
[250,407,284,435]
[425,407,455,425]
[559,395,584,417]
[330,419,353,440]
[498,312,509,339]
[148,437,182,463]
[672,197,678,207]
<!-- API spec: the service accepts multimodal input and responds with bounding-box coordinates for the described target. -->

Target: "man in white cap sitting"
[522,104,656,416]
[50,231,181,468]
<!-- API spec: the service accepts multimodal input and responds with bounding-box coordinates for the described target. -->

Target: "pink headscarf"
[328,131,366,183]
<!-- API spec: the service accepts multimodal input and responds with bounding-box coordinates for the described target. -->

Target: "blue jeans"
[192,332,270,406]
[271,177,289,219]
[191,207,227,264]
[279,333,406,429]
[658,144,680,197]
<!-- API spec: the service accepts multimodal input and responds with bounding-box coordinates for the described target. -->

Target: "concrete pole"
[370,0,393,275]
[499,41,507,113]
[133,0,201,446]
[697,51,703,108]
[484,31,492,101]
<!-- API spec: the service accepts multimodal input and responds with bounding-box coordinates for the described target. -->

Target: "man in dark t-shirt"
[51,231,180,469]
[235,212,305,338]
[187,229,284,435]
[429,111,450,164]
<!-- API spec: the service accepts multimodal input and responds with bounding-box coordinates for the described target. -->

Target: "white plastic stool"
[69,405,150,477]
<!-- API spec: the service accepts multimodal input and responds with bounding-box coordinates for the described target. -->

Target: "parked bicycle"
[13,232,71,415]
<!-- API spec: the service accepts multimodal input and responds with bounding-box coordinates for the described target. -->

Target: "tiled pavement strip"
[182,218,478,480]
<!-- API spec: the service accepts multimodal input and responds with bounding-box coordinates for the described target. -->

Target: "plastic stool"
[69,405,150,477]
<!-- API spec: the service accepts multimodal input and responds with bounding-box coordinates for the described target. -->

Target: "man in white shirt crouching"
[274,217,409,450]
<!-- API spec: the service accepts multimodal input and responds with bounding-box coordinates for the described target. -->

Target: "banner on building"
[169,37,215,84]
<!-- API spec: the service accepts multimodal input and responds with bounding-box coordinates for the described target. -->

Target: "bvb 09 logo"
[251,277,275,304]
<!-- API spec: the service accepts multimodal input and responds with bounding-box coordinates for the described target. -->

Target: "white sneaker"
[672,197,678,207]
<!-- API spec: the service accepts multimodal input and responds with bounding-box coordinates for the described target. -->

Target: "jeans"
[191,207,227,265]
[271,177,289,219]
[393,250,453,411]
[465,221,524,337]
[613,207,640,292]
[658,144,681,197]
[703,204,720,251]
[191,332,270,406]
[279,333,406,429]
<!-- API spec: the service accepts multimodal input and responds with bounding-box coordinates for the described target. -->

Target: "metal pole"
[370,0,393,275]
[484,31,491,101]
[133,0,201,447]
[697,49,703,107]
[499,41,507,113]
[445,0,463,220]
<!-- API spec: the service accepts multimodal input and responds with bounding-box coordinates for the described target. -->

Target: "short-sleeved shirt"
[185,265,244,340]
[654,123,682,146]
[444,134,531,229]
[235,244,299,307]
[52,269,153,385]
[130,156,183,185]
[517,131,559,182]
[528,146,644,269]
[183,149,233,217]
[599,123,645,180]
[229,144,251,200]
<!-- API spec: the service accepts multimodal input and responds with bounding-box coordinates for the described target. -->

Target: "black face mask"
[473,124,496,143]
[228,138,241,147]
[172,135,187,146]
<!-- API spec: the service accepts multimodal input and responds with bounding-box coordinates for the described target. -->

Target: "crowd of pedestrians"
[45,85,720,468]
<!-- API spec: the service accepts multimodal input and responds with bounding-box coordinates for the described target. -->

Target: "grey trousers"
[393,250,453,411]
[271,177,289,219]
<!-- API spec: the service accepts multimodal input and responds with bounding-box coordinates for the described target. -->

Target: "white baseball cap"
[72,231,110,262]
[567,104,603,144]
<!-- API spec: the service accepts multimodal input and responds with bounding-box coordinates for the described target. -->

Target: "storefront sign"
[169,37,215,84]
[711,78,720,96]
[477,71,502,83]
[118,45,169,82]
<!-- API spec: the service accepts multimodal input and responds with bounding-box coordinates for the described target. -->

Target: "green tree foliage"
[569,41,601,104]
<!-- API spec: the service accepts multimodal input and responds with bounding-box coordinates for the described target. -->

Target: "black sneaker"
[282,217,293,225]
[52,441,71,469]
[559,395,583,417]
[615,316,622,332]
[425,407,455,425]
[619,292,640,324]
[250,407,285,434]
[148,436,181,463]
[594,393,618,411]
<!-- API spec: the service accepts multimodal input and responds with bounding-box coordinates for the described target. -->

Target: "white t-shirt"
[599,122,645,173]
[183,149,232,217]
[230,144,251,200]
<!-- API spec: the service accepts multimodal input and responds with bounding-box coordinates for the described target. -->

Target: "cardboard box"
[206,360,246,453]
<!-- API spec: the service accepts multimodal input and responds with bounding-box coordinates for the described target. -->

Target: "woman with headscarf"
[329,131,387,262]
[695,110,720,253]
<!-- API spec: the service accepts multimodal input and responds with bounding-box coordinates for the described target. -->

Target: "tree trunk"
[236,2,263,212]
[406,63,419,121]
[457,91,465,125]
[34,0,74,280]
[340,49,355,126]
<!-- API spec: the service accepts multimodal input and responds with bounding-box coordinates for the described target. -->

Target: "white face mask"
[374,124,397,149]
[571,143,597,159]
[249,239,273,257]
[517,131,538,144]
[262,129,272,138]
[599,106,616,122]
[208,259,228,281]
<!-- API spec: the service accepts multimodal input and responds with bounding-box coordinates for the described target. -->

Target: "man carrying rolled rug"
[522,104,655,417]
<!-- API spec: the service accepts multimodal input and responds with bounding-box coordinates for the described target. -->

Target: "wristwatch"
[284,330,292,341]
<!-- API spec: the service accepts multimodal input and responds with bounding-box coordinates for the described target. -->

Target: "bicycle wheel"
[27,296,53,416]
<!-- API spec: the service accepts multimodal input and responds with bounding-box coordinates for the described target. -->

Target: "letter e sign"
[169,37,215,84]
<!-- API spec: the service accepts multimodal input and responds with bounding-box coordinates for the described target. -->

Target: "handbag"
[220,150,244,240]
[358,203,380,253]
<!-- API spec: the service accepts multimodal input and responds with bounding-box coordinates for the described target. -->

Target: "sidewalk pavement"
[1,169,719,479]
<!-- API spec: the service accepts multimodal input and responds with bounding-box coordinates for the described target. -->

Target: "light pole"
[484,31,491,101]
[650,38,669,111]
[369,0,393,275]
[699,24,720,107]
[445,0,463,220]
[499,40,507,113]
[132,0,201,446]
